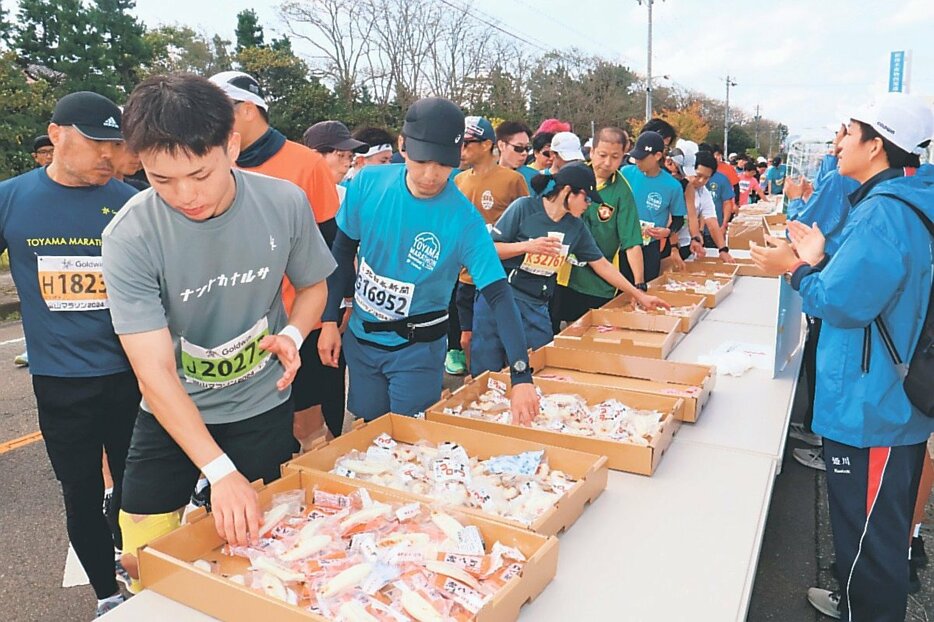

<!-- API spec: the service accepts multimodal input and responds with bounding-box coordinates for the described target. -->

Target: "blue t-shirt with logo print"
[338,164,506,348]
[620,165,686,227]
[0,167,137,377]
[705,171,736,225]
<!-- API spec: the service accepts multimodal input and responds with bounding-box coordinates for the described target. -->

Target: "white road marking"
[0,336,25,346]
[62,543,90,587]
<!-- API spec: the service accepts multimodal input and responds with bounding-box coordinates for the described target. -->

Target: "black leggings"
[62,476,121,599]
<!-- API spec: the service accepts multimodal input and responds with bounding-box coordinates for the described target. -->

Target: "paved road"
[0,318,931,621]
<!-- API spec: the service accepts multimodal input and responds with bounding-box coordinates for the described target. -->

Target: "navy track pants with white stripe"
[823,438,926,621]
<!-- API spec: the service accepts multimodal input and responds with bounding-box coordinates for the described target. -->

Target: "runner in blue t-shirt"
[620,131,687,281]
[318,98,540,424]
[765,156,788,195]
[0,91,140,617]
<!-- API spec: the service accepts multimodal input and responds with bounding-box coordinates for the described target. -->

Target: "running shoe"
[96,593,126,617]
[788,422,822,447]
[793,447,826,471]
[806,588,840,619]
[13,350,28,367]
[114,558,133,590]
[444,349,467,375]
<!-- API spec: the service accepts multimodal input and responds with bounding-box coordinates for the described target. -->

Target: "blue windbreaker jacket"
[792,165,934,448]
[787,155,860,254]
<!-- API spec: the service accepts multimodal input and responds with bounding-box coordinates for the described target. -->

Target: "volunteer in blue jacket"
[317,97,540,425]
[470,164,669,376]
[621,131,687,281]
[784,125,861,469]
[751,94,934,622]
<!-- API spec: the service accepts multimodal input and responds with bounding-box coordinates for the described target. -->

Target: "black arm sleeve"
[669,215,685,233]
[478,279,533,384]
[323,228,358,323]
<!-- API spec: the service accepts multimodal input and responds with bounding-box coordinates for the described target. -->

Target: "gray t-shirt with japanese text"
[102,169,336,424]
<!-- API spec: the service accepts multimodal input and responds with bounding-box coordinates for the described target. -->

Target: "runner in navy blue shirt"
[0,91,140,617]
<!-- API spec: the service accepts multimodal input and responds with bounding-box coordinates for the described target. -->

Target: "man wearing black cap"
[304,120,368,198]
[621,131,687,281]
[209,71,345,444]
[32,134,54,167]
[317,97,540,425]
[0,91,140,616]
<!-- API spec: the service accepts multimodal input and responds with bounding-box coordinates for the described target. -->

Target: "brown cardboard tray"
[282,414,608,536]
[553,308,681,359]
[648,273,734,308]
[427,371,682,475]
[529,346,715,423]
[602,290,706,333]
[690,255,777,278]
[139,470,558,622]
[660,257,741,282]
[726,219,766,249]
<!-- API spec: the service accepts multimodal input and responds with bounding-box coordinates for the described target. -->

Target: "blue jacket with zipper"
[791,165,934,448]
[787,155,860,254]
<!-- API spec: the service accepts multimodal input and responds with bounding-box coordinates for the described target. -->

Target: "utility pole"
[723,75,737,155]
[639,0,657,121]
[754,104,761,151]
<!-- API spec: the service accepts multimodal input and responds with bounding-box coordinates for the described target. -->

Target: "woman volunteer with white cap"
[751,93,934,622]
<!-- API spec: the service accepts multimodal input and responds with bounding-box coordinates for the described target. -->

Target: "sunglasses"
[504,142,531,154]
[539,150,553,158]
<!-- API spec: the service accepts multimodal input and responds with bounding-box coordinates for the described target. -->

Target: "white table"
[102,276,803,622]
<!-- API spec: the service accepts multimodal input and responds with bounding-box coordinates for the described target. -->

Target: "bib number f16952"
[180,317,271,388]
[354,258,415,321]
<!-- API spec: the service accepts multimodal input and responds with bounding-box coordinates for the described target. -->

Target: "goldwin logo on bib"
[406,232,441,271]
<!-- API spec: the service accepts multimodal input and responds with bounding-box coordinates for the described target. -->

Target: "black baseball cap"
[402,97,464,168]
[50,91,123,141]
[303,120,368,153]
[33,135,52,151]
[628,131,665,161]
[553,162,604,204]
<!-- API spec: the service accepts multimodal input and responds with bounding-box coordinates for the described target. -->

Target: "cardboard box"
[140,470,558,622]
[283,414,608,536]
[427,371,682,475]
[529,346,716,423]
[602,290,706,333]
[763,213,788,238]
[690,255,777,278]
[660,257,741,282]
[726,218,766,249]
[648,273,734,308]
[553,308,681,359]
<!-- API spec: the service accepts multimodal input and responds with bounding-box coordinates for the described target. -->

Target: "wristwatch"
[719,246,730,254]
[635,282,648,292]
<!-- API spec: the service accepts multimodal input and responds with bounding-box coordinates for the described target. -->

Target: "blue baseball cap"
[464,116,495,143]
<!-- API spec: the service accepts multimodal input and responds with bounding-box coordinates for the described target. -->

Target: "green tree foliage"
[235,9,264,53]
[0,51,56,180]
[12,0,147,100]
[142,26,232,76]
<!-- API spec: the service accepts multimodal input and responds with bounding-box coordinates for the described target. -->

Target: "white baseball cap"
[675,139,698,176]
[209,71,269,110]
[551,131,584,161]
[849,93,934,155]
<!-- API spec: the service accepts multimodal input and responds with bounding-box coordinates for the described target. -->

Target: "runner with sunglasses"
[530,132,555,171]
[469,163,669,376]
[496,120,538,191]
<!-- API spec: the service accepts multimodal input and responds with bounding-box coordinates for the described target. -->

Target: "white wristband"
[278,324,304,350]
[202,453,237,485]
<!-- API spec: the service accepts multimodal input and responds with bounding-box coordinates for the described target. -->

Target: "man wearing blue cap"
[317,97,540,425]
[451,116,528,372]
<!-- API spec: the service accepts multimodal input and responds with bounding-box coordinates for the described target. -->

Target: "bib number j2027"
[354,258,415,321]
[180,317,271,388]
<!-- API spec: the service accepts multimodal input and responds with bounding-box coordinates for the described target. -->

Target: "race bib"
[520,250,566,276]
[37,256,108,311]
[639,220,655,246]
[180,317,271,388]
[354,258,415,321]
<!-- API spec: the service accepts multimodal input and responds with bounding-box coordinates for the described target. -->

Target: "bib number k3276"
[180,317,271,388]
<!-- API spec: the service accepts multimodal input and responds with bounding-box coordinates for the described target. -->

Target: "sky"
[132,0,934,140]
